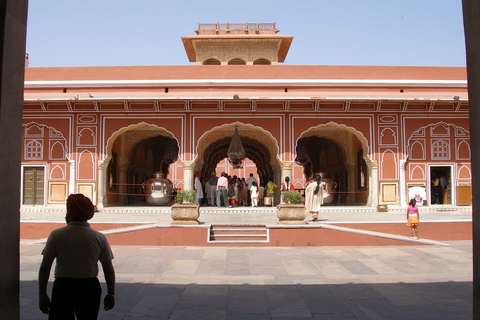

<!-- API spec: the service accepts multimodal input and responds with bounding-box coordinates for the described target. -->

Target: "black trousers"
[49,277,102,320]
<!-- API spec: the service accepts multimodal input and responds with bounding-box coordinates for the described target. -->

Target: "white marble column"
[366,159,378,207]
[280,161,294,185]
[399,160,407,207]
[182,161,194,191]
[69,160,75,195]
[97,160,108,209]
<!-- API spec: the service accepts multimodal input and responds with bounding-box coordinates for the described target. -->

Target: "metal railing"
[196,23,278,35]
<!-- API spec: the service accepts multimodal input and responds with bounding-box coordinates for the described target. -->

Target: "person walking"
[216,172,228,208]
[208,172,218,206]
[406,198,420,239]
[250,181,259,207]
[246,173,257,206]
[38,193,115,319]
[305,175,323,221]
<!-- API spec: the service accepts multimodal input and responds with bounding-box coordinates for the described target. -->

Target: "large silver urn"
[319,173,337,204]
[142,172,174,205]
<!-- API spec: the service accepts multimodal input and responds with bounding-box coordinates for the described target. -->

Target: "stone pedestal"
[171,203,200,225]
[276,204,307,224]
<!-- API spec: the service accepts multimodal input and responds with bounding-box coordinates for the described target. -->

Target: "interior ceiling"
[201,136,273,181]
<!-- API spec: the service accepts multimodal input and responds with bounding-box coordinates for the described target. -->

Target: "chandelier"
[227,126,245,168]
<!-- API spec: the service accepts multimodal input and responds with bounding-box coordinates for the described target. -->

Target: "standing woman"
[305,175,323,221]
[194,173,203,206]
[241,178,248,206]
[406,198,420,239]
[227,176,236,207]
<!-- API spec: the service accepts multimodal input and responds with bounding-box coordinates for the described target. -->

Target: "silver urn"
[142,172,174,205]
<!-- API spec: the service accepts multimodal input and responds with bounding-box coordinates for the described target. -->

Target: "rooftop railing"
[196,23,278,35]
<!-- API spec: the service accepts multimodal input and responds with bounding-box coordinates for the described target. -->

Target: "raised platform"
[20,205,472,247]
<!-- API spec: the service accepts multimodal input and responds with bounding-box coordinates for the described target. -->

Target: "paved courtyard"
[20,240,472,319]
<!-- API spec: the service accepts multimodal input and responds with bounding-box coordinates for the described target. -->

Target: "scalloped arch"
[296,121,370,160]
[195,122,280,167]
[104,122,180,162]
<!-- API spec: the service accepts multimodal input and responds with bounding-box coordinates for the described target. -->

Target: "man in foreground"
[38,193,116,319]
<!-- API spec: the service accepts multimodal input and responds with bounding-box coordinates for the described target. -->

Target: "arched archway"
[103,123,179,205]
[228,58,247,65]
[195,123,281,195]
[295,123,371,205]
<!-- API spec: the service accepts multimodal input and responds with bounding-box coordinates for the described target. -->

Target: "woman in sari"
[305,175,323,221]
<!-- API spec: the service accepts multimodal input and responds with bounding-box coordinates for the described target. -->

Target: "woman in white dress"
[305,175,323,221]
[194,173,204,205]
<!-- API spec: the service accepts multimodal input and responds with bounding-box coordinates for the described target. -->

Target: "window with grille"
[25,139,43,160]
[431,139,450,160]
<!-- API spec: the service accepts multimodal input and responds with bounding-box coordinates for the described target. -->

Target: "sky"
[26,0,466,68]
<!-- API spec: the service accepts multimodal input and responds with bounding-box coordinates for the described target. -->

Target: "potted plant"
[171,189,199,225]
[277,191,306,224]
[176,189,196,204]
[281,191,302,204]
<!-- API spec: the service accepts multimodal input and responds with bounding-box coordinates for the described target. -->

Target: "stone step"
[208,223,269,244]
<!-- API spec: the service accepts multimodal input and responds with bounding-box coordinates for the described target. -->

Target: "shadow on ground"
[20,281,472,320]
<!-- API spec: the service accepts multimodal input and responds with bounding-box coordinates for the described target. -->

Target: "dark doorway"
[430,166,451,205]
[295,136,348,204]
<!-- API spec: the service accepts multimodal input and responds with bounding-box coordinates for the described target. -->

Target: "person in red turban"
[66,193,95,221]
[39,193,115,318]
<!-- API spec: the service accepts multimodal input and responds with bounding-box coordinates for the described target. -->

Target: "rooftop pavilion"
[182,22,293,65]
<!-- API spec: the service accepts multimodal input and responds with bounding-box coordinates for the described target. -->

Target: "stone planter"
[171,203,200,225]
[276,204,307,224]
[377,204,388,212]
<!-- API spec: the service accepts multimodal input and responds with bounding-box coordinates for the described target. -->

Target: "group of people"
[194,172,263,208]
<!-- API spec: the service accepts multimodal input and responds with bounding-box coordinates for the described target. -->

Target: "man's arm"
[101,260,116,311]
[38,256,54,314]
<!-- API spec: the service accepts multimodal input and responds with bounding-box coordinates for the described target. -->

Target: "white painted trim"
[24,79,468,89]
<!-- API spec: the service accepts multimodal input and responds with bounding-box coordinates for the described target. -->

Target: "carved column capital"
[280,161,294,170]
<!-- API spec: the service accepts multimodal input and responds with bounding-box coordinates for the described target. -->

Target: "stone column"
[345,163,356,204]
[274,164,282,205]
[96,160,108,209]
[462,0,480,316]
[182,161,194,191]
[399,160,407,207]
[118,161,130,205]
[366,159,378,207]
[280,161,294,185]
[0,1,28,319]
[69,159,75,195]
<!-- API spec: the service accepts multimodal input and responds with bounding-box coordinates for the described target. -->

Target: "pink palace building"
[21,23,471,209]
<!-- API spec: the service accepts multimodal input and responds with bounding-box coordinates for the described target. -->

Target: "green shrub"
[176,190,196,204]
[281,191,302,204]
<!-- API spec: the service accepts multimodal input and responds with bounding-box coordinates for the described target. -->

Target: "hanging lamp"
[227,126,245,168]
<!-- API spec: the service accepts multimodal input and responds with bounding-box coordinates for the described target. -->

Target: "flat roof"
[24,65,467,82]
